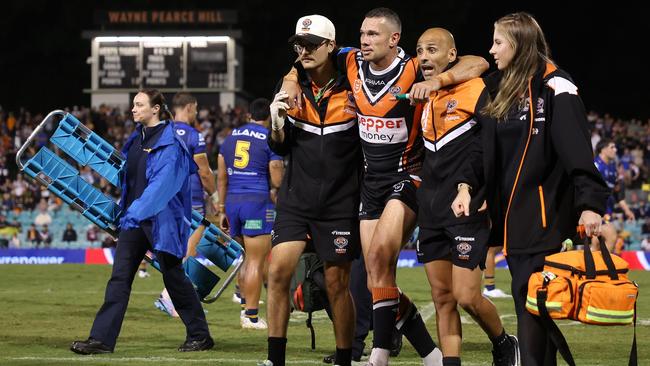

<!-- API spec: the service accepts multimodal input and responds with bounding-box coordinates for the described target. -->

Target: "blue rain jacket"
[119,121,195,258]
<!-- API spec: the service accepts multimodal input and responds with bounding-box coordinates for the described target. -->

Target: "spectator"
[9,233,21,248]
[39,224,52,247]
[12,175,27,198]
[641,236,650,252]
[0,214,20,246]
[86,225,99,244]
[62,223,78,242]
[642,218,650,236]
[34,200,52,226]
[26,224,40,246]
[80,166,95,185]
[0,155,9,186]
[0,214,9,248]
[1,192,15,212]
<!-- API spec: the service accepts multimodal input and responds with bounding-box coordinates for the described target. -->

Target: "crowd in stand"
[1,104,650,249]
[0,103,248,248]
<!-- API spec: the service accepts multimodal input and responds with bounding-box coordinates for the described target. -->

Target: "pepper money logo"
[357,114,407,144]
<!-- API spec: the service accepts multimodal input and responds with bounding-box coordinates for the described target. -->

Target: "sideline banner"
[0,249,85,264]
[2,249,650,270]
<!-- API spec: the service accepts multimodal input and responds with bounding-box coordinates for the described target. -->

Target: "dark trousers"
[89,227,209,348]
[506,251,557,366]
[350,255,372,358]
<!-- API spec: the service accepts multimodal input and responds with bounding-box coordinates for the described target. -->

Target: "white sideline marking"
[288,310,330,323]
[419,302,436,323]
[0,290,161,295]
[460,315,475,324]
[288,302,438,324]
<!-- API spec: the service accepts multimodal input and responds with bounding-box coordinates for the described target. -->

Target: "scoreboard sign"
[97,42,139,89]
[187,40,228,88]
[92,36,233,91]
[142,39,183,88]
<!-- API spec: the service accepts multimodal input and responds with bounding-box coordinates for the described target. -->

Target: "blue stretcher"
[16,110,243,303]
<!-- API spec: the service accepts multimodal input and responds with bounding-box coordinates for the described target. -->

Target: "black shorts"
[417,220,490,270]
[271,210,360,263]
[359,177,418,220]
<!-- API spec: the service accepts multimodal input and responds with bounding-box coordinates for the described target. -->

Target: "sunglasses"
[293,40,327,54]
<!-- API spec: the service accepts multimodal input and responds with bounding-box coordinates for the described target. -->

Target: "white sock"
[368,348,390,366]
[422,347,443,366]
[161,288,171,301]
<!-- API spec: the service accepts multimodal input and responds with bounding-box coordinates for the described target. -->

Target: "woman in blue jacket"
[71,89,213,355]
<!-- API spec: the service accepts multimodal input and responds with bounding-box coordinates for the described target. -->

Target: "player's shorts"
[272,210,360,263]
[417,219,490,270]
[225,193,275,238]
[359,176,418,220]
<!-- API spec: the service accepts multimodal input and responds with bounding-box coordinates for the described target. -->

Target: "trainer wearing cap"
[261,14,362,366]
[287,14,336,44]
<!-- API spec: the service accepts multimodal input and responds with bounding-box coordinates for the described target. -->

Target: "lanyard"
[313,78,335,103]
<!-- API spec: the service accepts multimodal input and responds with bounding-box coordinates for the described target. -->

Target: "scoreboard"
[142,39,183,88]
[97,42,139,88]
[90,36,238,91]
[187,40,228,88]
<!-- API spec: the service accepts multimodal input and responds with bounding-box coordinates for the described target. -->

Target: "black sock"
[489,329,510,353]
[443,356,461,366]
[335,347,352,366]
[371,287,399,349]
[268,337,287,366]
[397,292,437,358]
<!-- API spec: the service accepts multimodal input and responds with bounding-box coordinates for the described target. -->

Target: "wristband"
[457,183,472,192]
[210,191,220,204]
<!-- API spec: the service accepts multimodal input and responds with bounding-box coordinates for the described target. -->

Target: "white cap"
[288,15,336,44]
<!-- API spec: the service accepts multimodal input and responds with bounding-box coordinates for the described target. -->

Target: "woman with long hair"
[453,12,609,365]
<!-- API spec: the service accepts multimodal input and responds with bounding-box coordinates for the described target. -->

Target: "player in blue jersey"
[154,92,220,317]
[593,139,635,251]
[218,98,284,329]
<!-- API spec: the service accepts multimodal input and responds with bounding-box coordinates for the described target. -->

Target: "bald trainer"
[415,28,520,366]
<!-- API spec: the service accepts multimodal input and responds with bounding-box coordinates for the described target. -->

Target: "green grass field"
[0,265,646,365]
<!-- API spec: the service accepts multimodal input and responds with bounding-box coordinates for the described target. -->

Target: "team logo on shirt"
[176,129,186,136]
[232,128,267,140]
[536,97,545,114]
[344,92,357,115]
[393,181,406,193]
[354,79,362,93]
[357,113,408,144]
[389,86,402,95]
[446,99,458,114]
